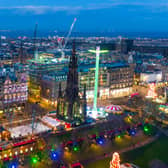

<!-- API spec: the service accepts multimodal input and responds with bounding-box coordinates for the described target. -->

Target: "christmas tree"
[110,152,121,168]
[147,83,157,98]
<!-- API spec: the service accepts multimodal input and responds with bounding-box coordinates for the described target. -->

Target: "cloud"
[0,6,81,14]
[0,2,168,15]
[0,4,117,15]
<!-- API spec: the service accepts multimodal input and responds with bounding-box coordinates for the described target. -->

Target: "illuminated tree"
[110,152,121,168]
[147,83,157,98]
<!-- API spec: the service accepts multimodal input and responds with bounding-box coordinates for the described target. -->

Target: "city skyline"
[1,0,168,32]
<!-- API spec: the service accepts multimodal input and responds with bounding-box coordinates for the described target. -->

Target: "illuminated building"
[40,61,134,104]
[0,66,28,114]
[108,63,134,98]
[81,61,133,99]
[41,72,67,103]
[40,62,133,105]
[79,64,110,100]
[140,70,162,84]
[28,55,68,100]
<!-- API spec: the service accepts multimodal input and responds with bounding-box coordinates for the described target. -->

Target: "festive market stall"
[41,116,61,129]
[105,105,123,114]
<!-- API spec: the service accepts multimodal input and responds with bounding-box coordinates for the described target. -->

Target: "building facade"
[116,38,134,54]
[0,66,28,115]
[108,64,134,98]
[40,62,134,105]
[28,56,68,100]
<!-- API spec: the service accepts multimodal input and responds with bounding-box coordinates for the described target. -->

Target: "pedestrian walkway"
[155,126,168,137]
[81,135,159,165]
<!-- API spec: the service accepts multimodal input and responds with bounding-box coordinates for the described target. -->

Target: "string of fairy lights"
[0,121,155,167]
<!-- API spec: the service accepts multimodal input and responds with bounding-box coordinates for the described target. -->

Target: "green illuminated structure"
[73,146,79,152]
[32,156,38,164]
[143,125,149,132]
[89,46,108,117]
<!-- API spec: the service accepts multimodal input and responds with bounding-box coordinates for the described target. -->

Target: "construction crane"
[34,23,38,60]
[57,18,77,59]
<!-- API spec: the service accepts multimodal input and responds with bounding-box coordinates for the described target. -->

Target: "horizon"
[1,0,168,32]
[1,30,168,39]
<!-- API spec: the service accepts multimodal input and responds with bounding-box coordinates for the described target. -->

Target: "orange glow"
[147,83,157,98]
[100,74,103,86]
[110,152,120,168]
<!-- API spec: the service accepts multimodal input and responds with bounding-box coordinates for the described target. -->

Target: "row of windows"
[111,83,133,88]
[4,86,28,94]
[110,79,133,83]
[4,93,28,100]
[4,97,27,103]
[3,106,24,112]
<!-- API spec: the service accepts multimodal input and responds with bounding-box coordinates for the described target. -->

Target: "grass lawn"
[85,135,168,168]
[63,132,148,164]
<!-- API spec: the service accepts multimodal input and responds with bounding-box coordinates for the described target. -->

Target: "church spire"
[65,40,79,101]
[69,40,77,69]
[58,82,62,98]
[57,40,85,121]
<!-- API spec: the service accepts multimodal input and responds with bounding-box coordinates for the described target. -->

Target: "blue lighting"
[53,153,57,158]
[50,151,58,161]
[96,138,105,145]
[9,161,18,168]
[99,140,103,144]
[129,129,136,136]
[50,149,63,161]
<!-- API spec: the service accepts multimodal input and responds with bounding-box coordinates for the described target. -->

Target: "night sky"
[0,0,168,32]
